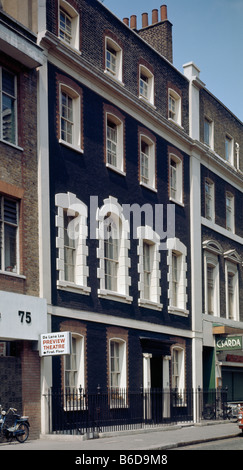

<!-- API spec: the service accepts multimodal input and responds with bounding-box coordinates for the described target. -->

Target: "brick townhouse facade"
[1,0,242,436]
[0,4,46,438]
[36,0,196,432]
[184,63,243,402]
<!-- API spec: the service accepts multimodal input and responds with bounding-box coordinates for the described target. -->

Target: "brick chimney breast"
[137,5,173,63]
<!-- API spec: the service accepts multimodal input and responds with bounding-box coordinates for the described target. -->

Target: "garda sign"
[216,335,242,352]
[39,332,71,357]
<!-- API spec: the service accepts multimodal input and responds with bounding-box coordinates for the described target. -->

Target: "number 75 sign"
[18,310,32,324]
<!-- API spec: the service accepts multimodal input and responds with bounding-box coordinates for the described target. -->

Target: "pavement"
[0,420,241,451]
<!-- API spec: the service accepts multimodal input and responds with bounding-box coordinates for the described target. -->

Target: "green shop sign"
[216,335,243,351]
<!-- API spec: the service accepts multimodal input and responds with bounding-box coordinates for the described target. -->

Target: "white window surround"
[137,226,162,311]
[139,134,156,192]
[167,238,188,316]
[204,116,214,150]
[169,154,183,205]
[105,37,123,83]
[203,248,220,317]
[55,192,90,295]
[171,346,185,391]
[225,261,239,322]
[226,192,235,233]
[109,338,127,389]
[97,196,132,303]
[168,89,182,127]
[205,178,215,222]
[106,112,125,175]
[109,338,127,407]
[0,68,18,146]
[139,65,154,106]
[225,134,234,165]
[59,0,80,52]
[59,83,83,153]
[64,333,85,392]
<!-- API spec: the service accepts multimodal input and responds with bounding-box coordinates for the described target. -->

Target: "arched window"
[137,225,162,310]
[167,238,188,316]
[105,37,123,82]
[97,196,132,303]
[59,0,80,51]
[55,192,90,295]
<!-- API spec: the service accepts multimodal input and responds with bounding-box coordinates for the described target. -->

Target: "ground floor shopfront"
[203,323,243,403]
[0,291,47,438]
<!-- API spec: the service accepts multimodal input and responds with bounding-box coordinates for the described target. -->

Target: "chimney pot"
[160,5,168,21]
[130,15,137,29]
[142,12,149,28]
[123,17,129,26]
[152,9,158,24]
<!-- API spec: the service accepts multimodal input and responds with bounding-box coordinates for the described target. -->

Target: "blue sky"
[102,0,243,122]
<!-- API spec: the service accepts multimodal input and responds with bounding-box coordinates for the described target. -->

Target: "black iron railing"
[44,386,207,435]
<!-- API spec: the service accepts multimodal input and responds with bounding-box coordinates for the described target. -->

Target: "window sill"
[0,139,23,152]
[168,306,189,317]
[106,163,126,176]
[57,280,91,295]
[138,298,163,311]
[139,181,157,193]
[169,196,184,207]
[138,95,156,109]
[58,38,81,56]
[98,288,132,304]
[168,118,184,129]
[104,69,124,86]
[0,271,26,280]
[59,139,84,154]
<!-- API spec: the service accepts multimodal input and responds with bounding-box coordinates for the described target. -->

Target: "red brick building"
[0,5,46,438]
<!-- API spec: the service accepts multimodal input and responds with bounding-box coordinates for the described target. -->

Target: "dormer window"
[105,38,123,82]
[139,65,154,105]
[168,89,181,126]
[59,1,80,51]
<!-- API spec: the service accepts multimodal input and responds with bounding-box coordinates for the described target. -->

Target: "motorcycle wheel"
[16,423,29,443]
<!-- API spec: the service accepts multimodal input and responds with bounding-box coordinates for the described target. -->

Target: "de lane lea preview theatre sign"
[39,332,72,356]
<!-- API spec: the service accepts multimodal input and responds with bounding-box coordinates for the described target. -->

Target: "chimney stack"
[152,9,158,24]
[130,15,137,29]
[160,5,167,21]
[123,17,129,26]
[137,5,173,63]
[142,12,149,28]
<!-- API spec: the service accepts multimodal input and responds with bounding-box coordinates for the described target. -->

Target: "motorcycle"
[0,405,30,443]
